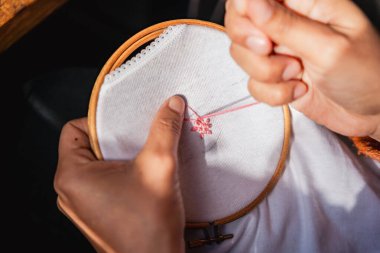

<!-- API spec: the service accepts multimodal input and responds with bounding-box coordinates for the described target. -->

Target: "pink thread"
[184,101,260,139]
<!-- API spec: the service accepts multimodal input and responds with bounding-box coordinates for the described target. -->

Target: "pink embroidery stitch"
[190,118,213,139]
[184,101,260,139]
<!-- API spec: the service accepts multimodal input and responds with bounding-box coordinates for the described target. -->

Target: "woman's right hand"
[225,0,380,141]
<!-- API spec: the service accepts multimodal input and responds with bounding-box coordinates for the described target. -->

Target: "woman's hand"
[54,96,186,253]
[225,0,380,141]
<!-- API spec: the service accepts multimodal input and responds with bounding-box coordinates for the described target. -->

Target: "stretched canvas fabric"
[95,24,380,252]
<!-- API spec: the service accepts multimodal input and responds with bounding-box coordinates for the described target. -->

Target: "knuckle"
[224,12,233,30]
[60,121,73,137]
[147,152,177,171]
[54,164,79,198]
[322,36,351,69]
[268,88,290,106]
[247,79,263,100]
[225,17,248,45]
[229,43,246,66]
[158,154,176,169]
[333,36,351,55]
[53,174,64,195]
[54,174,71,197]
[224,8,232,27]
[258,64,279,82]
[225,0,232,12]
[230,44,238,58]
[60,119,81,139]
[271,8,294,37]
[226,22,240,42]
[157,118,182,136]
[247,79,289,106]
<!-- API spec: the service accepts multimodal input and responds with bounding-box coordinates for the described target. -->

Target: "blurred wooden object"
[0,0,67,53]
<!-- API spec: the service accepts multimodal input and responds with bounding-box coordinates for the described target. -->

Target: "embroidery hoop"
[88,19,291,230]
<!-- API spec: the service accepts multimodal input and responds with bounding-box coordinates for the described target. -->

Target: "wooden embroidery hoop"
[88,19,291,233]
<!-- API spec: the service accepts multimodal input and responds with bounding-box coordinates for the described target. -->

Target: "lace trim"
[104,25,185,84]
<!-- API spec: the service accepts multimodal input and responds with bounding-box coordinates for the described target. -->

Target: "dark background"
[1,0,379,252]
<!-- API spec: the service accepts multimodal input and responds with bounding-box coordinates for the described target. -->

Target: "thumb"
[143,96,185,157]
[246,0,339,63]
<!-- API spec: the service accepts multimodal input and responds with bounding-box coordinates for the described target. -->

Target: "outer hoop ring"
[87,19,291,229]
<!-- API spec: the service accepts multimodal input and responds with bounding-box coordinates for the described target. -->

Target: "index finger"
[58,118,97,163]
[225,1,272,56]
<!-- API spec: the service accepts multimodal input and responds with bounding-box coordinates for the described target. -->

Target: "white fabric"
[95,24,380,252]
[99,24,284,222]
[188,110,380,253]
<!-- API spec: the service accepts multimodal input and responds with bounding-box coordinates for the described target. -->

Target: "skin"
[225,0,380,141]
[54,1,380,252]
[54,96,186,253]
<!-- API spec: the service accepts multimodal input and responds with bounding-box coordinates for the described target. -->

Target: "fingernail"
[246,36,270,55]
[248,0,274,25]
[168,96,185,114]
[293,84,307,100]
[233,0,246,14]
[282,62,301,81]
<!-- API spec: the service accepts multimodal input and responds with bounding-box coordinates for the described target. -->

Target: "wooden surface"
[0,0,67,53]
[0,0,35,27]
